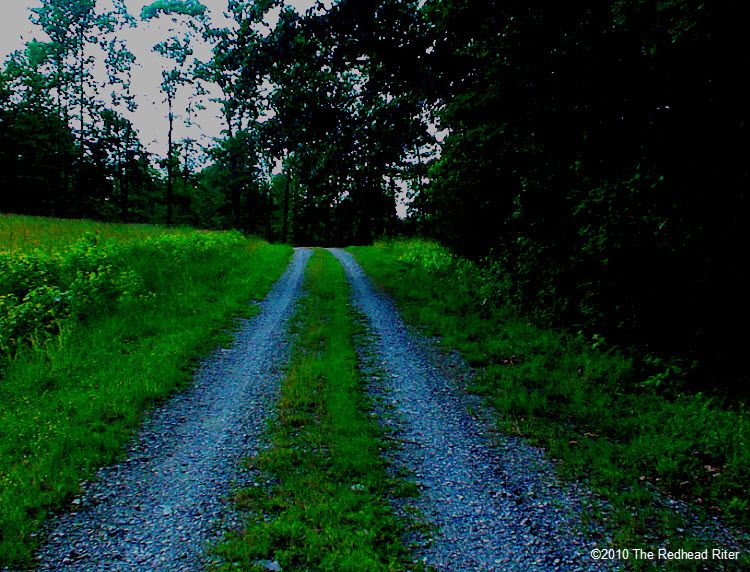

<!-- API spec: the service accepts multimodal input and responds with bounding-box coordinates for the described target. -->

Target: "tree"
[27,0,137,215]
[0,42,76,215]
[416,0,750,387]
[199,0,280,231]
[253,1,428,244]
[142,0,207,225]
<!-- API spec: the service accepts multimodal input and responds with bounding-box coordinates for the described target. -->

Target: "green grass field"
[350,240,750,568]
[0,214,185,254]
[0,215,292,567]
[214,250,414,571]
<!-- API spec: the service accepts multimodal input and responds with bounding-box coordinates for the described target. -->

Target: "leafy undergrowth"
[0,217,292,567]
[214,250,414,571]
[350,239,750,569]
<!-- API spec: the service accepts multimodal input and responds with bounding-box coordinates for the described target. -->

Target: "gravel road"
[330,248,614,572]
[33,248,311,572]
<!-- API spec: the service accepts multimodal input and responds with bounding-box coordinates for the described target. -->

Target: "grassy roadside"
[350,240,749,569]
[214,250,414,572]
[0,213,182,254]
[0,225,292,567]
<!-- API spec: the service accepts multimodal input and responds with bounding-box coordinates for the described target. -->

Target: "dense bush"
[417,1,750,390]
[0,231,247,362]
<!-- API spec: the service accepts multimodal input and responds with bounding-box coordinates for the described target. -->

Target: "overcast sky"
[0,0,325,158]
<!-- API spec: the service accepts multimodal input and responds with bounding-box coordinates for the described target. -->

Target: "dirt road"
[35,249,311,571]
[35,247,619,571]
[331,248,612,571]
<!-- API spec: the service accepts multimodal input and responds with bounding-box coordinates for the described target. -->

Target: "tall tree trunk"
[227,124,241,230]
[55,66,66,216]
[120,124,131,222]
[77,24,86,209]
[282,173,290,243]
[231,155,241,229]
[166,93,174,225]
[415,144,423,196]
[182,141,190,194]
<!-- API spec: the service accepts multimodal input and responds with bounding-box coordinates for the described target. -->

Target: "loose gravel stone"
[331,248,617,572]
[34,248,311,572]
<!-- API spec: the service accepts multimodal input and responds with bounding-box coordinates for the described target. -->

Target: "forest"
[1,0,748,392]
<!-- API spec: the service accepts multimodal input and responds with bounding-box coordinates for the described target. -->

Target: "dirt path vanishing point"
[34,248,311,572]
[330,248,615,572]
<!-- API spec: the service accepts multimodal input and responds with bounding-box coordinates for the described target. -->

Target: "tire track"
[330,248,614,572]
[34,248,311,571]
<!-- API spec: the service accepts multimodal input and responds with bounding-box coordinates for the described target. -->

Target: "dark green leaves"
[141,0,207,21]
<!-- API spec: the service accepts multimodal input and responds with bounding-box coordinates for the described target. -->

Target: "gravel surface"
[33,248,311,572]
[331,248,616,572]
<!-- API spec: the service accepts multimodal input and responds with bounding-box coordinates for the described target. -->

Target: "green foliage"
[143,0,207,226]
[351,240,750,555]
[386,238,509,312]
[416,1,750,388]
[0,217,292,567]
[0,230,252,361]
[141,0,207,20]
[204,0,428,245]
[215,250,414,571]
[3,0,155,223]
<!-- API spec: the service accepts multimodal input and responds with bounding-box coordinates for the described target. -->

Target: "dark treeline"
[416,0,750,388]
[0,0,278,231]
[1,0,748,389]
[1,1,172,224]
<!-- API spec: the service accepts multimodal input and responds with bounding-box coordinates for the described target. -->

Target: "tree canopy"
[141,0,208,20]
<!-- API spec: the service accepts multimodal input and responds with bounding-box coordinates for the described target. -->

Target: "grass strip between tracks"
[0,229,292,567]
[214,249,414,571]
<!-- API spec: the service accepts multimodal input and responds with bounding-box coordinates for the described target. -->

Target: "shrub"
[0,230,249,363]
